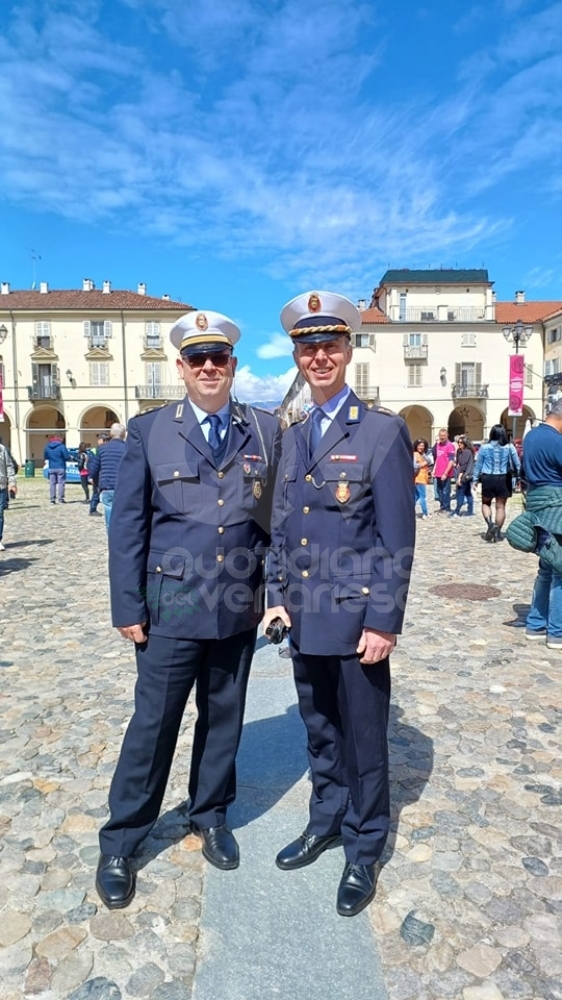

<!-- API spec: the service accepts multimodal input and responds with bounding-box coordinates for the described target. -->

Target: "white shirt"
[189,400,230,443]
[311,385,351,438]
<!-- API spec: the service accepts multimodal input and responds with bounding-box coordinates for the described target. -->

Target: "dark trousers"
[99,628,256,857]
[89,481,100,513]
[291,643,391,866]
[79,475,90,500]
[436,477,452,511]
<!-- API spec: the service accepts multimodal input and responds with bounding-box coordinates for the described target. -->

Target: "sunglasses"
[183,351,232,369]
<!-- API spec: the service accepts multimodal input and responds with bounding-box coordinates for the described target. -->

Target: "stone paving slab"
[194,656,388,1000]
[0,480,561,1000]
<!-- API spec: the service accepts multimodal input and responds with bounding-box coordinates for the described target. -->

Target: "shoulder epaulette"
[365,404,396,416]
[136,403,168,416]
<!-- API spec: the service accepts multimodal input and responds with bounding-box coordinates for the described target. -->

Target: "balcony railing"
[355,385,380,404]
[404,345,428,360]
[452,384,489,399]
[28,381,60,400]
[399,308,486,322]
[135,384,185,400]
[144,338,163,351]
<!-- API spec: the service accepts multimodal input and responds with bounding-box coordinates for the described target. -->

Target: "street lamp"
[0,323,8,344]
[503,319,533,443]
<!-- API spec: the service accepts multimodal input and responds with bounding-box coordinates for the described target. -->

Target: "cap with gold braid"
[280,291,362,345]
[170,310,241,356]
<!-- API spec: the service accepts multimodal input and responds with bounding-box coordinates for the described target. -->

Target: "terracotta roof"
[360,307,391,325]
[380,268,490,285]
[0,289,194,311]
[495,301,562,324]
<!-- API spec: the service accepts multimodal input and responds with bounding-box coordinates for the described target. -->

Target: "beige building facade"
[281,270,562,444]
[0,280,194,466]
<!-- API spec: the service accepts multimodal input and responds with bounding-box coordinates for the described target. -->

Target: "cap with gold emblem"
[170,310,241,357]
[280,291,362,345]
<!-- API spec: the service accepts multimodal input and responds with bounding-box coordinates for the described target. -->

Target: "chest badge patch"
[335,482,351,504]
[253,480,263,499]
[243,462,251,474]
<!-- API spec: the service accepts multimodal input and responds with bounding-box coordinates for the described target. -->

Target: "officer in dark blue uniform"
[96,309,282,909]
[263,291,415,917]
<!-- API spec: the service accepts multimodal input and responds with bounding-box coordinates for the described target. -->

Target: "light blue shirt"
[311,385,351,438]
[189,399,230,443]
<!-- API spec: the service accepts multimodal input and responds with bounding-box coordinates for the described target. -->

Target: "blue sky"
[0,0,561,401]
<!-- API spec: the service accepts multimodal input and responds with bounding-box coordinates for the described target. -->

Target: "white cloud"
[233,364,296,404]
[256,334,294,360]
[0,0,561,294]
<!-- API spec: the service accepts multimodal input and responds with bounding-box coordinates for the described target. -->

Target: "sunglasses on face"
[183,352,232,369]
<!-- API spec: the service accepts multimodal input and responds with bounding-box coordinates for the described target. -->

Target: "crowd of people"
[413,424,521,542]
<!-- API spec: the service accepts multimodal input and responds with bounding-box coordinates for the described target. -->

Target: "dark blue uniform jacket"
[109,398,282,639]
[266,392,415,656]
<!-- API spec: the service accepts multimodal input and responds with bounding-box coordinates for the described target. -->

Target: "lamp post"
[503,319,533,444]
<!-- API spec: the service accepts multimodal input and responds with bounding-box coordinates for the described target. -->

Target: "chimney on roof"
[39,281,48,294]
[162,293,170,301]
[82,278,95,291]
[102,280,111,294]
[1,282,10,295]
[137,282,147,296]
[357,299,366,310]
[515,290,525,304]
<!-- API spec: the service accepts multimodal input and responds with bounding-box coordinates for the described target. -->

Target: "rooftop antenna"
[31,250,42,290]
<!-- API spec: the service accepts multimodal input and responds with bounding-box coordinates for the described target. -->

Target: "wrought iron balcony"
[451,383,489,399]
[355,385,380,404]
[404,345,428,360]
[135,384,185,400]
[27,381,60,400]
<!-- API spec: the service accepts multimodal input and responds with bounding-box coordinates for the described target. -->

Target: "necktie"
[309,407,326,455]
[206,414,223,454]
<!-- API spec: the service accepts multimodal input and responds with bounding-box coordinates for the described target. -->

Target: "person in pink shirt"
[432,428,456,512]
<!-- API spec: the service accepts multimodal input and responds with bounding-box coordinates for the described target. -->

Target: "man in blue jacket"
[263,291,415,917]
[96,309,282,909]
[86,424,126,528]
[43,435,71,504]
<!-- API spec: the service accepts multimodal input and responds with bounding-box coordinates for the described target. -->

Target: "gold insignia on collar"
[195,312,209,330]
[308,293,321,313]
[335,482,350,504]
[175,403,184,418]
[348,406,359,421]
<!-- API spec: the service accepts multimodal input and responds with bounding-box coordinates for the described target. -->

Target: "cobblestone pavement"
[1,479,561,1000]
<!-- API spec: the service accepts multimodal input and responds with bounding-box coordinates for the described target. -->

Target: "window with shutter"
[145,322,161,349]
[90,321,106,348]
[89,363,109,386]
[461,333,477,347]
[407,365,422,387]
[145,363,162,396]
[35,320,51,348]
[355,363,369,395]
[525,366,533,388]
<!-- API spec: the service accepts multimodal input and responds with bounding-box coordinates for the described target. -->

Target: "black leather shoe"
[197,825,239,870]
[276,831,342,871]
[95,854,135,909]
[336,862,380,917]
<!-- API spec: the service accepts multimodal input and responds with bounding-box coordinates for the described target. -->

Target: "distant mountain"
[247,399,282,411]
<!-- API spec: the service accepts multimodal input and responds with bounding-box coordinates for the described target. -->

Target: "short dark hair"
[489,424,508,445]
